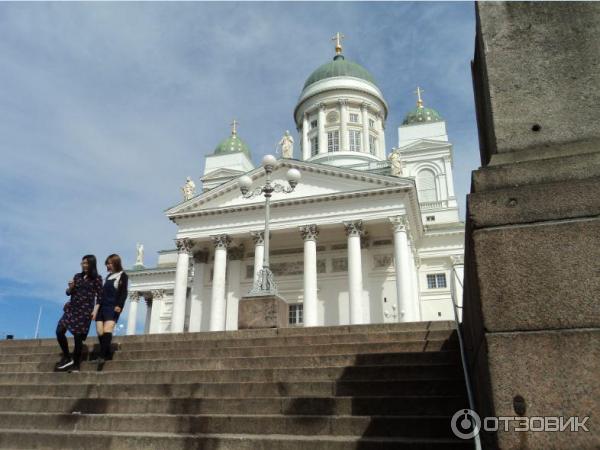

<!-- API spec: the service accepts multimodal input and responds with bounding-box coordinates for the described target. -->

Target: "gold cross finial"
[415,87,424,108]
[231,119,238,136]
[331,32,345,55]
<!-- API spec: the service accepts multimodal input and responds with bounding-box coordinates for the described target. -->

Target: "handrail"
[451,266,482,450]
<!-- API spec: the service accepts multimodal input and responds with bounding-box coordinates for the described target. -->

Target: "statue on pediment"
[181,176,196,201]
[388,151,403,176]
[135,243,144,267]
[278,130,294,159]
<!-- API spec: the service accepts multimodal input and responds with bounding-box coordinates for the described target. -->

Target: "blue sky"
[0,2,478,339]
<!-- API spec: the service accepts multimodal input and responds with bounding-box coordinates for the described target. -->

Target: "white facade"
[126,46,465,335]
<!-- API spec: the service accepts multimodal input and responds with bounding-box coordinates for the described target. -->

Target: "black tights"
[98,332,113,359]
[56,324,85,364]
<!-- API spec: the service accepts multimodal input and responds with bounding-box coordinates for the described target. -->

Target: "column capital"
[304,111,310,118]
[451,254,464,266]
[251,230,265,245]
[193,250,209,264]
[151,289,165,300]
[212,234,231,250]
[338,98,348,107]
[389,215,409,232]
[360,102,369,112]
[128,291,140,302]
[318,102,326,111]
[175,238,193,255]
[299,224,319,241]
[343,220,365,237]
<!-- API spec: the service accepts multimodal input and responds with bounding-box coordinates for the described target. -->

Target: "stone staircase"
[0,321,473,449]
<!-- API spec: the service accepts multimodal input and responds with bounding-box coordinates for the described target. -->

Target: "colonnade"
[126,216,463,334]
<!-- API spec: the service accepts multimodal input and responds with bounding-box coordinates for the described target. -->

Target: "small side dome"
[213,120,251,158]
[402,106,443,125]
[402,86,443,125]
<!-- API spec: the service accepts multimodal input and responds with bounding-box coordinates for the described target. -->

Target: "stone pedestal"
[238,295,289,330]
[464,3,600,449]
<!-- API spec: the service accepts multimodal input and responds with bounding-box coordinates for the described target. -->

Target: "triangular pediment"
[166,159,414,217]
[397,139,451,152]
[201,167,245,181]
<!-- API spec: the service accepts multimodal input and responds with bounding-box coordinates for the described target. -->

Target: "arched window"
[416,169,437,202]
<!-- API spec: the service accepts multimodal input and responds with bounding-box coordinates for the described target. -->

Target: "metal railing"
[451,266,483,450]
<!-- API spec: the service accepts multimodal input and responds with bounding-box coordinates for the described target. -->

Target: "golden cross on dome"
[331,32,345,55]
[415,86,424,108]
[231,119,239,136]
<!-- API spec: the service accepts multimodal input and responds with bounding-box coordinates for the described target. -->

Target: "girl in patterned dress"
[55,255,103,372]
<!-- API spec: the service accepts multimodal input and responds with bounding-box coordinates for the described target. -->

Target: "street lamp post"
[238,155,301,296]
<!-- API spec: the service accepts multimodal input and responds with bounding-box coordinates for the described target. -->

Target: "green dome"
[214,132,251,158]
[303,55,378,90]
[402,105,443,125]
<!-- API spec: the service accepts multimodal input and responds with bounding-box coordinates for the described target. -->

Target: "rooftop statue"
[181,176,196,201]
[278,130,294,159]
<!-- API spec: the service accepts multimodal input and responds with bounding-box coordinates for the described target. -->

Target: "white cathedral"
[125,36,465,336]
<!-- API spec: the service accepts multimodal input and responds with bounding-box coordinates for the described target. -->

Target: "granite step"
[0,429,473,450]
[0,321,455,350]
[0,412,460,438]
[0,365,464,386]
[0,354,463,374]
[0,395,467,416]
[2,341,458,363]
[0,329,457,355]
[0,378,466,403]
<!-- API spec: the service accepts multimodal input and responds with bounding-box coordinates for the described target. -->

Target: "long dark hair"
[81,254,99,279]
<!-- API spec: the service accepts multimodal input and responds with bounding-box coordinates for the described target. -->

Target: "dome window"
[327,131,340,152]
[311,137,319,156]
[369,135,377,155]
[349,130,362,152]
[349,113,359,123]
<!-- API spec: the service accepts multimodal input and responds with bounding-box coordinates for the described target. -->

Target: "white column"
[317,103,327,155]
[390,216,415,322]
[126,291,139,335]
[302,112,310,160]
[188,251,208,332]
[171,238,192,333]
[210,234,230,331]
[251,231,265,284]
[344,220,365,325]
[444,155,456,198]
[361,103,370,155]
[451,255,465,321]
[377,113,386,159]
[300,224,319,327]
[149,290,164,334]
[226,247,244,331]
[339,99,349,151]
[143,297,151,334]
[409,240,422,321]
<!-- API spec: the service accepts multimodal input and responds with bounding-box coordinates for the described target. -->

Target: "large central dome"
[303,54,378,90]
